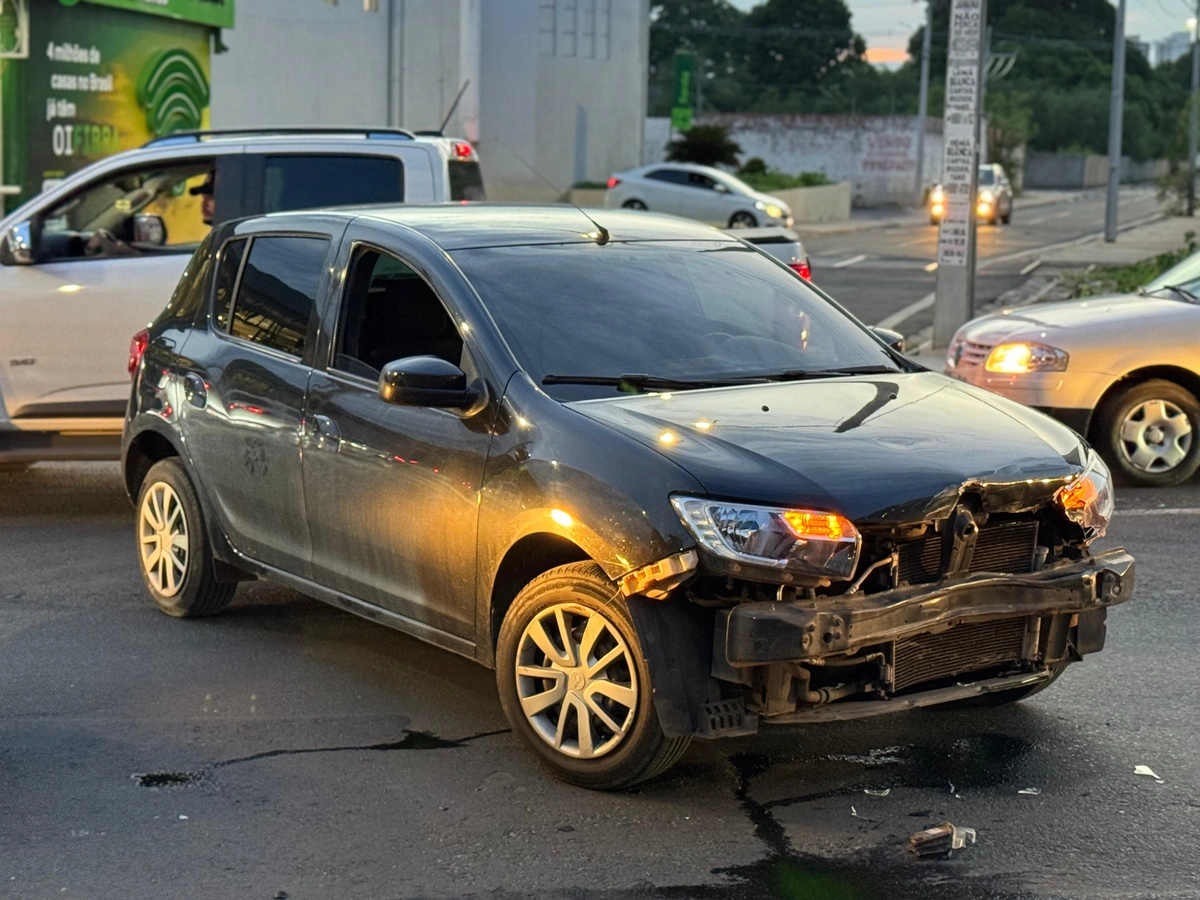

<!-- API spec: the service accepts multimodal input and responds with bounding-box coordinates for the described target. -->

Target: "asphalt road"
[804,188,1166,337]
[2,463,1198,899]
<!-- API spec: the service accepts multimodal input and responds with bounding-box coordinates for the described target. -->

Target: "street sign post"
[671,50,695,133]
[933,0,988,349]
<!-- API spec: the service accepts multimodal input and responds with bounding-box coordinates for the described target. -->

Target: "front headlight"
[980,189,995,203]
[1056,450,1114,540]
[984,342,1069,374]
[930,187,945,203]
[671,496,861,580]
[755,200,784,219]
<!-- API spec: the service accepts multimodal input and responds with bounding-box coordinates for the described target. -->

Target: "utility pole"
[914,0,933,202]
[1189,7,1199,216]
[1104,0,1126,242]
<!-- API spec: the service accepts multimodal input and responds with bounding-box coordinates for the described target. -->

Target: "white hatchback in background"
[945,249,1200,487]
[605,163,793,229]
[0,127,485,466]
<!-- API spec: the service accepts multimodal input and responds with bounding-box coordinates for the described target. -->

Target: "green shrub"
[1070,232,1198,297]
[738,170,832,192]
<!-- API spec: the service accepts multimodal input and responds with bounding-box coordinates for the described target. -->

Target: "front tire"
[728,211,757,229]
[622,199,648,210]
[1095,379,1200,486]
[136,458,235,617]
[496,562,690,790]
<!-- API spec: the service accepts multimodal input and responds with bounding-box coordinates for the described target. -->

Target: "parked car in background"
[726,226,811,281]
[0,128,484,468]
[605,163,793,228]
[124,204,1131,790]
[928,163,1013,226]
[945,249,1200,486]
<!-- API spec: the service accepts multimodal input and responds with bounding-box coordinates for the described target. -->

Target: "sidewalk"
[793,188,1091,237]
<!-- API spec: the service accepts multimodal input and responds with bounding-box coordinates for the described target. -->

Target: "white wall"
[210,0,390,127]
[645,114,947,207]
[210,0,649,200]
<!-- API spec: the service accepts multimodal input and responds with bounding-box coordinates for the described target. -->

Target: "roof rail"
[142,127,418,148]
[412,130,444,137]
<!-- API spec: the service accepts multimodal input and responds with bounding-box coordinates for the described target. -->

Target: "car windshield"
[977,168,995,186]
[452,241,901,401]
[1142,248,1200,300]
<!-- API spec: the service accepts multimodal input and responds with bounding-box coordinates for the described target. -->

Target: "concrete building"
[1152,31,1192,66]
[210,0,650,200]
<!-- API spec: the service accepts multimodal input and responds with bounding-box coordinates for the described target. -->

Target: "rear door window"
[261,155,404,213]
[646,169,688,184]
[228,235,329,357]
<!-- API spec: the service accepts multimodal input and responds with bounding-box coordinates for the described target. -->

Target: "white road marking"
[1026,215,1049,226]
[1118,507,1200,517]
[1052,210,1073,219]
[924,261,939,272]
[832,253,868,268]
[875,291,935,330]
[1019,258,1042,275]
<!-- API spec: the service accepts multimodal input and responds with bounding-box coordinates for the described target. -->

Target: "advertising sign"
[22,0,211,195]
[671,50,694,132]
[66,0,233,30]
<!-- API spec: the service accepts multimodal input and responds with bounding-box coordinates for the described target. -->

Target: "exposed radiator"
[892,617,1028,692]
[897,520,1039,586]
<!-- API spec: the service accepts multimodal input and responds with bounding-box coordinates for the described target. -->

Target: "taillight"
[128,329,149,377]
[789,260,812,281]
[451,141,474,160]
[606,176,621,189]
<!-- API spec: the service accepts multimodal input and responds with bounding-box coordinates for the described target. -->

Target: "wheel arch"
[123,428,182,502]
[488,532,591,658]
[1088,365,1200,445]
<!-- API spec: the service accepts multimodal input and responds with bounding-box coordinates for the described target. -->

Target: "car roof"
[639,162,720,175]
[250,204,740,250]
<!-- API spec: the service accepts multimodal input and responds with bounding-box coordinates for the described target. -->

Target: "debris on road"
[908,822,977,859]
[1134,765,1165,783]
[863,787,891,797]
[1017,787,1042,795]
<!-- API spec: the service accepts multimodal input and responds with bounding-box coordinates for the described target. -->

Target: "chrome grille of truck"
[892,617,1028,692]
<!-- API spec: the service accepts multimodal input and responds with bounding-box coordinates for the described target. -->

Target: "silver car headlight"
[985,342,1069,374]
[754,200,784,219]
[1056,449,1114,541]
[671,496,861,580]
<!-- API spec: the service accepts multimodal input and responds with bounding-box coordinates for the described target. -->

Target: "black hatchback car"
[123,206,1135,789]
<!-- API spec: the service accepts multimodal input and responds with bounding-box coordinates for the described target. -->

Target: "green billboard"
[13,0,213,198]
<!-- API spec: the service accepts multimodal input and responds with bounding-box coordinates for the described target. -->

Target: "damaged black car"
[123,205,1134,790]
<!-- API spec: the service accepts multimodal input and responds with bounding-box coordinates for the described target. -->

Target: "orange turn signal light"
[1058,475,1098,511]
[781,510,858,541]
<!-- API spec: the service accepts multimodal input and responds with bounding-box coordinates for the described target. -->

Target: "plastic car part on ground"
[908,822,978,858]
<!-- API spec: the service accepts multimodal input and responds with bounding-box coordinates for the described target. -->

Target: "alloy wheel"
[139,481,189,597]
[514,603,638,760]
[1118,399,1194,474]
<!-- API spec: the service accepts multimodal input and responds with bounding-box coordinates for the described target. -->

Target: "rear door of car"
[638,168,687,214]
[0,149,242,426]
[238,141,438,216]
[176,218,344,576]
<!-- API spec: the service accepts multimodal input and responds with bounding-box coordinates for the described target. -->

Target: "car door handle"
[312,414,341,450]
[183,373,207,408]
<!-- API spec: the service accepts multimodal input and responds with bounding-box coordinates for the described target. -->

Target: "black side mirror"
[379,355,478,409]
[869,326,905,353]
[0,221,34,265]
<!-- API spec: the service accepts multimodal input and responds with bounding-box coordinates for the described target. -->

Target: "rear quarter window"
[448,160,486,201]
[262,155,404,213]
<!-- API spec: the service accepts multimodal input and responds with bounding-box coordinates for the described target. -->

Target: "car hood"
[569,372,1085,524]
[751,191,791,213]
[959,293,1187,344]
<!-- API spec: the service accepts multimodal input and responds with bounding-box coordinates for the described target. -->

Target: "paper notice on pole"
[937,0,984,268]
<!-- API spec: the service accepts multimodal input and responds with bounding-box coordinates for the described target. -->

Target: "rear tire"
[135,458,235,617]
[496,562,690,790]
[622,199,648,210]
[1094,379,1200,487]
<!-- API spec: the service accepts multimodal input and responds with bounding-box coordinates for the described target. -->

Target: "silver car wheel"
[1119,399,1194,473]
[139,481,189,597]
[515,603,638,760]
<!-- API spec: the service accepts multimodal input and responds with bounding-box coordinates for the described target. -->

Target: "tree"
[665,125,742,167]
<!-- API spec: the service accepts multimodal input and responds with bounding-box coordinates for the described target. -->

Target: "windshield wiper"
[750,365,904,381]
[542,373,768,392]
[1145,283,1197,303]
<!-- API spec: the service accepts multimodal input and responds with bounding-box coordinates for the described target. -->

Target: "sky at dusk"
[727,0,1194,65]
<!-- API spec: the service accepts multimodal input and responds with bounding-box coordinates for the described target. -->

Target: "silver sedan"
[944,251,1200,486]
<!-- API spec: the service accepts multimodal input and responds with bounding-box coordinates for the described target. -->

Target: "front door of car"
[0,155,231,421]
[302,241,494,639]
[177,232,334,576]
[679,171,730,223]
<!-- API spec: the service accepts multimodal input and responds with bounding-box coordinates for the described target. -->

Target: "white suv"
[0,128,484,466]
